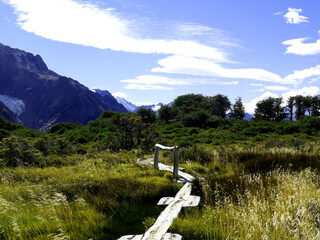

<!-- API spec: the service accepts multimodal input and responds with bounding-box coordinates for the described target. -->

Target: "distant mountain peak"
[113,96,164,113]
[0,43,49,74]
[91,89,112,97]
[115,97,138,112]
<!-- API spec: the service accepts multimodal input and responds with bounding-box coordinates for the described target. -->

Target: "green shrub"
[182,110,210,128]
[180,145,213,165]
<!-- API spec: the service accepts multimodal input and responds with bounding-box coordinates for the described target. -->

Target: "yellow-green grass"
[171,168,320,240]
[0,151,180,239]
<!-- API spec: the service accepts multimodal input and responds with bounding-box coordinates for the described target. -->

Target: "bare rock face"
[0,43,127,130]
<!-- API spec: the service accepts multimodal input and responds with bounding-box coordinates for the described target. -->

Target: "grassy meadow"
[1,110,320,239]
[0,151,179,239]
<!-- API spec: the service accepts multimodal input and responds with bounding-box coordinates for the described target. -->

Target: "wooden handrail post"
[154,146,160,170]
[173,147,179,179]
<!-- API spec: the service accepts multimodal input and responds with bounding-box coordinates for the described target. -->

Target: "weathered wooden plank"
[118,152,201,240]
[156,163,194,182]
[163,233,182,240]
[155,144,177,150]
[158,195,200,207]
[157,197,175,206]
[154,147,160,170]
[173,148,179,179]
[118,233,182,240]
[183,195,201,207]
[141,183,192,240]
[118,235,143,240]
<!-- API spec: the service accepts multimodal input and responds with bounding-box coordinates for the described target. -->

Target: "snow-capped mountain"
[139,103,163,112]
[114,96,164,112]
[115,97,138,112]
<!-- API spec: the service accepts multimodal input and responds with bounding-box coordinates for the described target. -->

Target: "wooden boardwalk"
[119,145,200,240]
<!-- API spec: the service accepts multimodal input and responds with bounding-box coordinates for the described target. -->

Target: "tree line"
[157,93,320,127]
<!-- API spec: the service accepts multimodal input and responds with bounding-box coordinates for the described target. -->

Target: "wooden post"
[154,146,160,170]
[173,147,179,179]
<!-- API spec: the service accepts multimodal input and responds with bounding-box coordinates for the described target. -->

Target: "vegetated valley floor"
[2,116,320,239]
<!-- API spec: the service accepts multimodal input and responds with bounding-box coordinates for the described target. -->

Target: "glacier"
[0,94,25,116]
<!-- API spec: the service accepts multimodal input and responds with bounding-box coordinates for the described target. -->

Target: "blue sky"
[1,0,320,112]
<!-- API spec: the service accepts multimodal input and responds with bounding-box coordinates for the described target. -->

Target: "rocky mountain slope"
[0,43,127,130]
[0,101,18,123]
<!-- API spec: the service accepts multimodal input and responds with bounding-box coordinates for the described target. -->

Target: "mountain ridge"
[0,43,127,130]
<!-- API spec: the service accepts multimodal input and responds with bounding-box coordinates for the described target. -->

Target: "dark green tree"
[172,94,207,116]
[208,94,231,118]
[158,105,177,124]
[311,95,320,117]
[230,97,245,119]
[286,96,295,121]
[136,108,156,124]
[303,96,313,116]
[182,110,210,128]
[254,97,287,122]
[294,95,306,120]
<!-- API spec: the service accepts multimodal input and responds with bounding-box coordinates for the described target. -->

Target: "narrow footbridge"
[118,144,200,240]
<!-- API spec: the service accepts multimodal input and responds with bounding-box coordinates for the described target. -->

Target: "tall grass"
[0,187,106,239]
[0,150,180,239]
[171,168,320,239]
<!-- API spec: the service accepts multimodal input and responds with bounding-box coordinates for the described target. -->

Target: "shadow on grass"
[105,203,164,240]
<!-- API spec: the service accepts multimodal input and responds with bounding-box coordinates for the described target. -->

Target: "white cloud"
[284,7,309,24]
[265,86,291,91]
[244,92,278,114]
[124,84,173,90]
[5,0,228,62]
[223,81,239,85]
[251,88,265,92]
[273,12,282,16]
[283,37,320,56]
[281,86,319,102]
[244,87,320,113]
[250,83,264,87]
[112,92,127,98]
[151,55,292,84]
[285,65,320,82]
[121,75,191,86]
[309,77,320,84]
[121,74,238,90]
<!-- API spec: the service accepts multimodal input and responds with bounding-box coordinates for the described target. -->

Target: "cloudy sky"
[1,0,320,112]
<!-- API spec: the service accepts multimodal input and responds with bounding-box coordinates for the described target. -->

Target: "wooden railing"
[154,144,179,179]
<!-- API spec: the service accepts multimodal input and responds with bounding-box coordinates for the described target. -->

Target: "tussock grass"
[172,168,320,240]
[0,151,179,239]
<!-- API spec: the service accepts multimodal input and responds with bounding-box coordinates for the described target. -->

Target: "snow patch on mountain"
[0,94,25,116]
[140,103,163,112]
[116,97,138,112]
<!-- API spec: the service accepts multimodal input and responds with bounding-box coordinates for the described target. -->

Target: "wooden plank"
[141,183,192,240]
[157,197,174,206]
[154,147,160,170]
[159,195,200,207]
[118,153,200,240]
[156,163,194,182]
[118,233,181,240]
[183,195,201,207]
[173,147,179,179]
[163,233,182,240]
[118,235,143,240]
[155,144,177,150]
